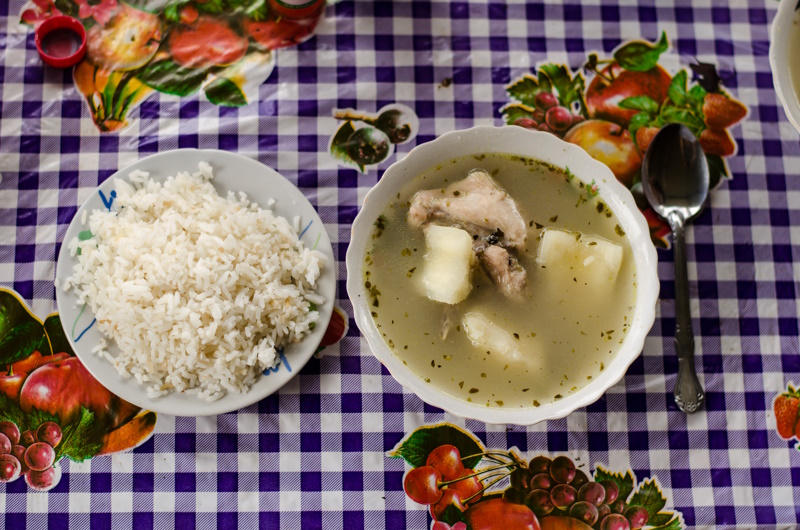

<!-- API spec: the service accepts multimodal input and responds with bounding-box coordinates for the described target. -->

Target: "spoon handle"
[669,214,705,414]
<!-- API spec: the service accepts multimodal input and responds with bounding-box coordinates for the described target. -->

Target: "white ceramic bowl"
[345,126,659,425]
[770,0,800,134]
[55,149,336,417]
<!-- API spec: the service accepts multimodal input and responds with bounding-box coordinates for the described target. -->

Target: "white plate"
[55,149,336,417]
[770,0,800,134]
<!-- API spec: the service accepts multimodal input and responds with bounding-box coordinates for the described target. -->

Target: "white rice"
[63,162,326,401]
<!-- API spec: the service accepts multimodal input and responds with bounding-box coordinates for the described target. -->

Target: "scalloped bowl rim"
[345,126,659,425]
[770,0,800,134]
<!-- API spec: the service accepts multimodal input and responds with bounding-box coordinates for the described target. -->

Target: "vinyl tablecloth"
[1,0,799,529]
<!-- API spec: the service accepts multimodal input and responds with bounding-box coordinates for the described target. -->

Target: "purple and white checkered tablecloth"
[2,0,799,528]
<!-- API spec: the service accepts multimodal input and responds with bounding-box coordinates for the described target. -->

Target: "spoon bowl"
[641,123,709,414]
[641,124,710,224]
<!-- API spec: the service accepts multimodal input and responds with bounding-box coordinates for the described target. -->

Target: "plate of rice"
[54,149,336,416]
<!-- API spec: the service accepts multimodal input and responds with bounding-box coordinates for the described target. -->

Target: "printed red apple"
[585,63,671,127]
[563,119,642,188]
[169,16,248,68]
[19,357,139,431]
[465,499,541,530]
[0,371,26,400]
[86,3,163,71]
[12,351,71,374]
[0,352,72,401]
[244,17,316,51]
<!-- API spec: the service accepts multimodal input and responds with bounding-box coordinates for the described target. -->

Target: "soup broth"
[364,153,636,408]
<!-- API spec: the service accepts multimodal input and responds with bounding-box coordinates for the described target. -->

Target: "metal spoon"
[641,123,708,414]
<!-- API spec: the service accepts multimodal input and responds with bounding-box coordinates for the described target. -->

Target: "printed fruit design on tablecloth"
[772,382,800,446]
[390,423,684,530]
[19,0,325,132]
[0,288,157,492]
[501,32,747,249]
[329,104,420,172]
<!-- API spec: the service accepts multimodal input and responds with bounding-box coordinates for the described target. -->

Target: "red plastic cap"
[35,15,87,69]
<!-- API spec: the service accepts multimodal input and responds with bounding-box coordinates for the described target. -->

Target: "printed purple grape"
[549,456,576,484]
[570,500,599,526]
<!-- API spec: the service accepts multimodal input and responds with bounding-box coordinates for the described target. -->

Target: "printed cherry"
[524,489,555,517]
[577,481,605,506]
[569,500,599,526]
[430,488,467,523]
[528,456,551,475]
[597,503,611,520]
[0,454,21,482]
[549,456,576,484]
[24,442,55,472]
[426,444,464,481]
[599,481,619,504]
[449,468,483,504]
[624,506,649,529]
[404,465,443,505]
[0,433,11,455]
[0,421,20,445]
[600,513,631,530]
[550,483,577,510]
[37,422,62,448]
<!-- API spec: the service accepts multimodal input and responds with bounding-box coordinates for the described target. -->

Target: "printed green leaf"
[0,321,50,366]
[196,0,225,13]
[619,95,660,115]
[501,103,536,125]
[0,394,27,431]
[137,59,209,97]
[205,78,248,107]
[659,106,705,135]
[163,2,182,23]
[594,465,635,503]
[628,111,653,143]
[0,291,40,341]
[388,423,484,469]
[44,315,73,357]
[243,0,269,21]
[667,70,688,106]
[614,31,668,72]
[56,407,103,463]
[651,516,683,530]
[330,121,364,172]
[628,478,667,519]
[506,75,545,107]
[24,407,60,434]
[649,512,677,526]
[538,63,587,113]
[688,84,708,105]
[706,154,729,190]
